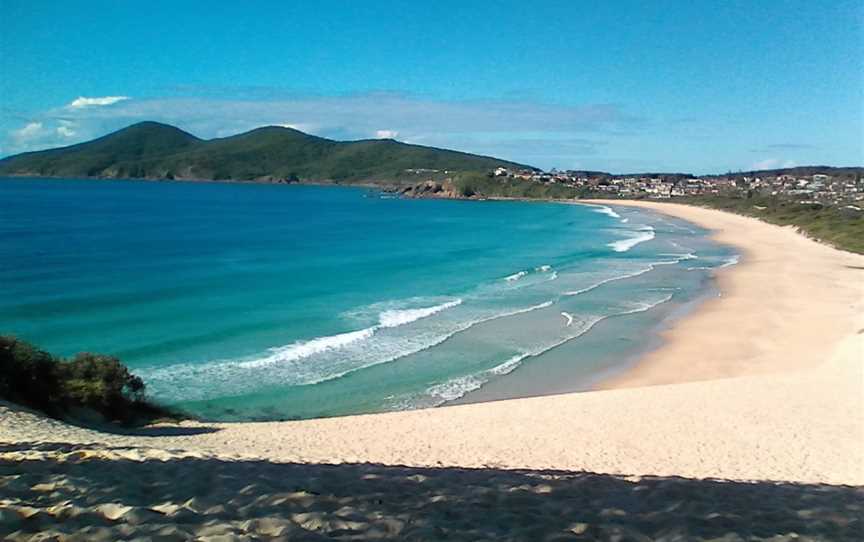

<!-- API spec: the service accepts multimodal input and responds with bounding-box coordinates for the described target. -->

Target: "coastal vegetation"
[0,335,174,425]
[0,121,531,183]
[394,172,590,199]
[677,195,864,254]
[451,172,584,199]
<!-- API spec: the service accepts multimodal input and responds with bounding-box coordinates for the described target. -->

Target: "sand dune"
[2,201,863,540]
[2,441,862,541]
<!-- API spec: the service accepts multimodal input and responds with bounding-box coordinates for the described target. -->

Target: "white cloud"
[13,122,44,139]
[75,94,630,139]
[3,93,635,166]
[66,96,130,109]
[5,120,79,153]
[750,158,799,171]
[56,125,76,138]
[750,158,780,170]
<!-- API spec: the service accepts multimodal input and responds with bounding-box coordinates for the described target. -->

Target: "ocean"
[0,178,738,420]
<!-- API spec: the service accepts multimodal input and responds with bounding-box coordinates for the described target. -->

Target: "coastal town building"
[490,167,862,205]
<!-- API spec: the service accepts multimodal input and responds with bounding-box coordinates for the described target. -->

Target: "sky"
[1,0,862,173]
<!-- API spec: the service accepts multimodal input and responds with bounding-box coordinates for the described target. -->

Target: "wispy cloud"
[749,143,815,153]
[66,96,131,109]
[8,120,78,151]
[749,158,799,170]
[13,122,43,139]
[1,93,639,166]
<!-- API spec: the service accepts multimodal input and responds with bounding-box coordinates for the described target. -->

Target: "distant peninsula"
[0,121,535,184]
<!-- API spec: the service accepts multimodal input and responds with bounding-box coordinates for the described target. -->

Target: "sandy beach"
[584,200,864,389]
[3,201,863,540]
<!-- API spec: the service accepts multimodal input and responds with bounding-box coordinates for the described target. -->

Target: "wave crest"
[379,299,462,328]
[608,226,655,252]
[504,271,527,282]
[238,328,375,369]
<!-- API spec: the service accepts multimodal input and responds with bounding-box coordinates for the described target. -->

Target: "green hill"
[0,122,534,183]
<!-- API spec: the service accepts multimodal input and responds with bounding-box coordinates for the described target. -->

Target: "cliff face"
[397,180,464,199]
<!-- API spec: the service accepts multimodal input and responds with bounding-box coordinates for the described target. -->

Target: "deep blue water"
[0,178,737,420]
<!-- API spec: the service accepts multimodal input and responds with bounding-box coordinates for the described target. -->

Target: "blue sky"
[1,0,862,173]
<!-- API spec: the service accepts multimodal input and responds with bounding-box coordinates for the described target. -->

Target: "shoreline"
[446,199,737,407]
[3,199,863,485]
[580,199,863,389]
[449,263,724,407]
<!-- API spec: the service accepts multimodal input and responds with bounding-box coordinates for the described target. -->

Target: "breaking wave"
[608,226,655,252]
[504,271,527,282]
[719,255,740,268]
[591,205,622,219]
[140,294,560,401]
[238,328,375,369]
[417,292,676,405]
[379,299,463,328]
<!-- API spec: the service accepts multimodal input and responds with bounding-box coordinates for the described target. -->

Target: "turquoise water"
[0,178,737,420]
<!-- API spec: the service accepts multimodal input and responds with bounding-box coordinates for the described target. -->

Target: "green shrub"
[0,336,61,410]
[450,172,582,200]
[0,335,174,425]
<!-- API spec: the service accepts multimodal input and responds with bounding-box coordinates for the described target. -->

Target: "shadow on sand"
[2,442,861,541]
[100,425,222,437]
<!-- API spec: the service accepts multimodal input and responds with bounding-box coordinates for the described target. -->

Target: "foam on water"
[560,256,692,296]
[140,294,561,401]
[500,266,557,288]
[238,298,464,369]
[504,271,527,282]
[563,267,651,296]
[658,252,697,260]
[238,328,375,369]
[687,254,739,271]
[379,299,463,328]
[136,250,707,407]
[608,226,656,252]
[719,254,740,268]
[424,353,526,402]
[415,290,677,406]
[591,205,622,219]
[143,254,631,404]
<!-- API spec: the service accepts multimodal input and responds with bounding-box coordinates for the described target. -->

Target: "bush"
[450,172,582,200]
[0,335,174,425]
[0,336,60,409]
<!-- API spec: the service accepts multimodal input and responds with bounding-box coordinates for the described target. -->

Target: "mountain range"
[0,122,534,183]
[1,122,860,184]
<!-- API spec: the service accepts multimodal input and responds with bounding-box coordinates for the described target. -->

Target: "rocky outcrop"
[397,179,464,199]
